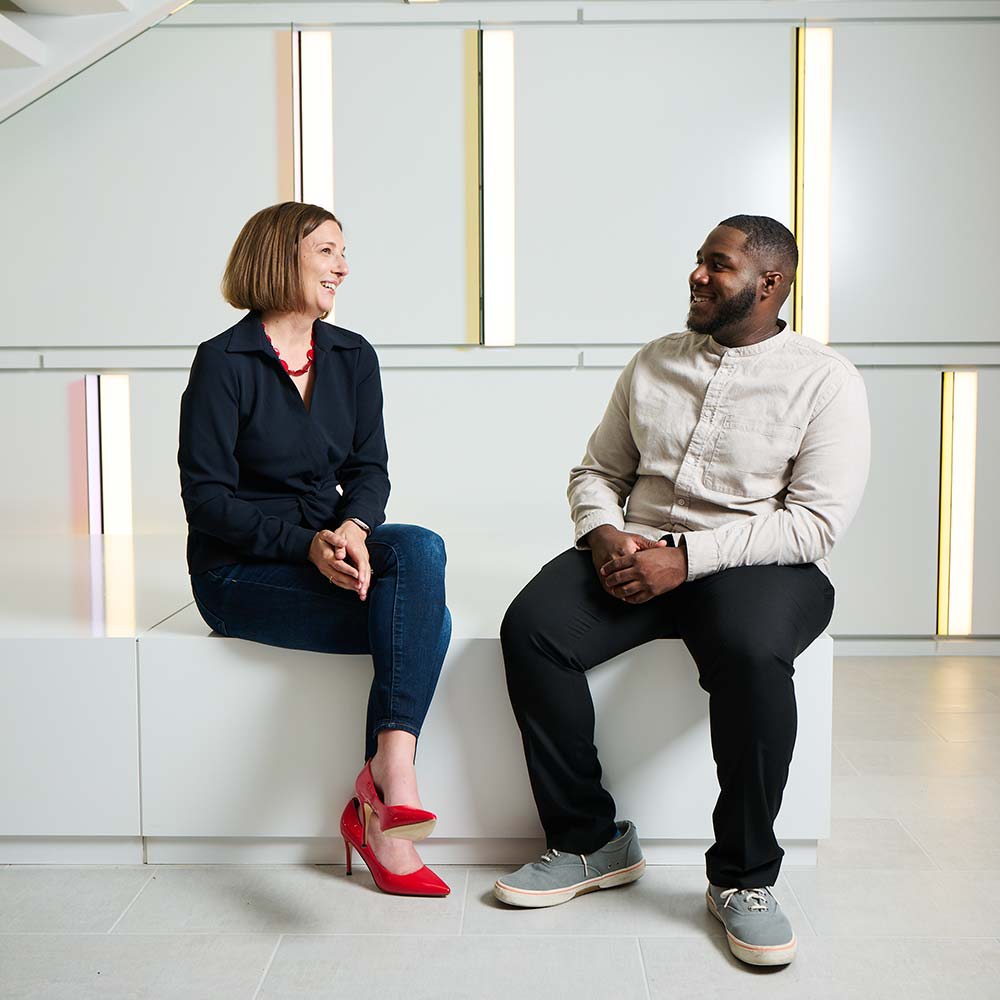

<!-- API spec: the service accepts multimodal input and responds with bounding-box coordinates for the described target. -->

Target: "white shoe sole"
[706,889,797,967]
[493,858,646,908]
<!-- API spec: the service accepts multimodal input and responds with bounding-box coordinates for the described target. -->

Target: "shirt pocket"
[702,418,801,498]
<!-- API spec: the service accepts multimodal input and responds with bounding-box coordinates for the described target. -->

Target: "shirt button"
[677,497,688,506]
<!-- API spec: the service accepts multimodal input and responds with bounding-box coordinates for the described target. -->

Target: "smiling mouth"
[690,295,713,305]
[321,281,337,293]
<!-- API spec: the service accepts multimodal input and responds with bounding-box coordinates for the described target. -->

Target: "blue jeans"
[190,523,451,761]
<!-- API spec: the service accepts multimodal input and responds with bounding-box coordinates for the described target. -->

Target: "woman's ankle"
[370,732,422,807]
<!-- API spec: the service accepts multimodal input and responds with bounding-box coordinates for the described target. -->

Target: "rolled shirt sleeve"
[568,355,641,547]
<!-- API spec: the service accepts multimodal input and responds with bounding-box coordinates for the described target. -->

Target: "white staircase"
[0,0,183,123]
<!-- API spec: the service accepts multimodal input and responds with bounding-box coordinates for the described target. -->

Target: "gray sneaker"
[493,821,645,908]
[706,884,797,967]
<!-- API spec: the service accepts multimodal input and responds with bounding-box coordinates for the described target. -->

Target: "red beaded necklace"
[264,330,314,377]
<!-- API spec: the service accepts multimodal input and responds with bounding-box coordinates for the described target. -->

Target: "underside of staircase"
[0,0,183,123]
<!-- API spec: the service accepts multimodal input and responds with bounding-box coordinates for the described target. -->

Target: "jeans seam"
[367,539,402,735]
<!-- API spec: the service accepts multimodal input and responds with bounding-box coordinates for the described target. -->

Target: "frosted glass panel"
[515,23,793,344]
[330,28,472,346]
[0,26,288,348]
[831,23,1000,343]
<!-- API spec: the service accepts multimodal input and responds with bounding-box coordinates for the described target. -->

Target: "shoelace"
[720,887,772,912]
[541,848,591,877]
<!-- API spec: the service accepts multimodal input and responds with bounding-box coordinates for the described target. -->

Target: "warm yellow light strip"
[938,371,979,636]
[794,26,832,344]
[948,372,978,635]
[98,374,133,535]
[103,534,136,638]
[792,28,805,333]
[300,30,334,214]
[464,29,483,345]
[481,30,516,347]
[937,373,954,634]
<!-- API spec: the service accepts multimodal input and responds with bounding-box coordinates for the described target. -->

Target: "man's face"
[686,226,760,338]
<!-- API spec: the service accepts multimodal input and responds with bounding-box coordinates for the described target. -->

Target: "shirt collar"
[705,319,792,358]
[225,312,357,354]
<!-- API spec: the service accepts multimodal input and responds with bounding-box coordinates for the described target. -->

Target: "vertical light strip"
[937,371,979,636]
[464,28,484,345]
[85,374,103,535]
[948,372,978,635]
[481,30,516,347]
[291,29,302,202]
[792,28,805,333]
[793,26,833,344]
[937,373,955,634]
[89,534,105,638]
[103,534,136,638]
[275,29,296,203]
[299,30,334,213]
[98,374,134,535]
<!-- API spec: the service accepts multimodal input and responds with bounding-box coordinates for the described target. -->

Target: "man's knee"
[500,588,540,663]
[698,630,795,697]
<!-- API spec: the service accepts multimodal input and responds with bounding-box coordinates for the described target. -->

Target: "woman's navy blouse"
[178,311,390,575]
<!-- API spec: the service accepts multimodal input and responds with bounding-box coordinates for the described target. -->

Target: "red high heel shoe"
[354,761,437,842]
[340,798,450,897]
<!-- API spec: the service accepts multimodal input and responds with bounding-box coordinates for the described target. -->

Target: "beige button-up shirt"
[568,325,870,581]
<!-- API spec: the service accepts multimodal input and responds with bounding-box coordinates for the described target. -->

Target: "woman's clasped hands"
[309,521,372,600]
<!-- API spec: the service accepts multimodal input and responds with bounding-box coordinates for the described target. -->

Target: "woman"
[178,202,451,896]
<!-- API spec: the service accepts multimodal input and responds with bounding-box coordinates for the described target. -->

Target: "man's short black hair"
[718,215,799,280]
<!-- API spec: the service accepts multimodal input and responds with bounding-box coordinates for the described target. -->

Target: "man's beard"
[686,282,757,336]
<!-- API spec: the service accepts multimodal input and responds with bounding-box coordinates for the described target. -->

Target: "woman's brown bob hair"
[222,202,342,314]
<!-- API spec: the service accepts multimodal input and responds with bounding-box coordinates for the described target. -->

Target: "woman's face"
[298,220,349,317]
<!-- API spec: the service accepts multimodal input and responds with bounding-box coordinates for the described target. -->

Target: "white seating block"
[0,535,832,865]
[138,605,832,864]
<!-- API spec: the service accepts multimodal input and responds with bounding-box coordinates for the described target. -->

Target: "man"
[495,216,869,968]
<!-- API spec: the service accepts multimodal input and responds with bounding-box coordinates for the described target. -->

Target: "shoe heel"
[344,838,353,876]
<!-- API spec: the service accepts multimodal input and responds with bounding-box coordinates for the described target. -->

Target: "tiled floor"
[3,656,1000,999]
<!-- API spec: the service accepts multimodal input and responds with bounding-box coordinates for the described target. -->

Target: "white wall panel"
[830,23,1000,343]
[3,371,85,533]
[972,369,999,634]
[330,28,473,345]
[514,23,793,344]
[0,26,286,348]
[828,368,940,636]
[126,365,622,552]
[382,366,618,545]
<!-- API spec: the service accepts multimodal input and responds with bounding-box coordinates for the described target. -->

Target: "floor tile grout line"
[105,873,156,934]
[780,874,819,940]
[250,934,283,1000]
[6,930,1000,940]
[635,937,653,1000]
[912,713,955,743]
[832,744,861,777]
[895,816,944,872]
[458,868,470,935]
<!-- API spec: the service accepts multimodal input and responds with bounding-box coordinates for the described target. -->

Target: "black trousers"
[499,546,834,889]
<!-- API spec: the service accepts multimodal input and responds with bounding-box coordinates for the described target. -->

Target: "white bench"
[0,534,832,865]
